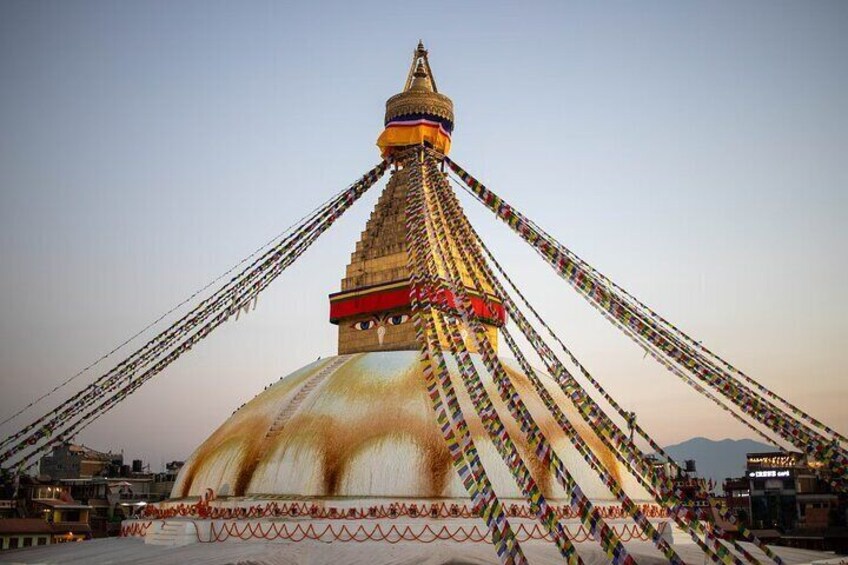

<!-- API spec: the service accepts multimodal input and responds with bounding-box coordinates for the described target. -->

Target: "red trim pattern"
[122,519,665,544]
[330,284,505,326]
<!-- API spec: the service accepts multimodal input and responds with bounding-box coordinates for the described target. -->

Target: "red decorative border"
[122,519,664,544]
[329,284,505,326]
[120,521,153,537]
[204,520,659,544]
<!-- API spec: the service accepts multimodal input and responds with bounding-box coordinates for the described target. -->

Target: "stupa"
[120,43,667,559]
[170,44,649,499]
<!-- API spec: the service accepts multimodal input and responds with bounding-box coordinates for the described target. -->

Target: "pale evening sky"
[0,1,845,471]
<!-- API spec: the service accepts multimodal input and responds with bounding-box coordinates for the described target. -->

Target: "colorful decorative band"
[377,114,452,156]
[329,281,505,325]
[384,112,454,134]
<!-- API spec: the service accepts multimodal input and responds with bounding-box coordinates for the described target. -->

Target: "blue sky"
[1,1,845,470]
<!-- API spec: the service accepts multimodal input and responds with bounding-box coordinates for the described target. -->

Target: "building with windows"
[721,477,752,526]
[718,450,846,552]
[0,519,52,550]
[61,476,158,537]
[22,482,92,543]
[38,443,123,481]
[0,480,93,549]
[747,451,802,531]
[744,451,840,532]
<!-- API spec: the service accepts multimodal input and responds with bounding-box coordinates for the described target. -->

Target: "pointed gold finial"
[409,60,433,92]
[403,41,439,93]
[413,59,427,77]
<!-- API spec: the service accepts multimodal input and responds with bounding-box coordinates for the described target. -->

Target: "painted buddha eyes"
[350,314,410,331]
[387,314,409,326]
[353,320,377,331]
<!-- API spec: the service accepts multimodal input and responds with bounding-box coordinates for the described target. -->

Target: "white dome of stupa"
[172,351,651,504]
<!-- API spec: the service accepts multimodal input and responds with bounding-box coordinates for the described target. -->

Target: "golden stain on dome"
[178,360,330,497]
[173,353,646,503]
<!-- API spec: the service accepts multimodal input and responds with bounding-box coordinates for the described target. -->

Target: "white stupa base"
[107,498,837,564]
[5,530,830,565]
[123,515,676,547]
[123,496,680,547]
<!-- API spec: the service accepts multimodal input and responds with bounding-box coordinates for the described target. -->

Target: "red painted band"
[329,284,505,326]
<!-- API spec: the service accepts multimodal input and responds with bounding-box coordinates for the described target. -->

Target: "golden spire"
[404,41,438,93]
[409,60,434,92]
[385,42,454,127]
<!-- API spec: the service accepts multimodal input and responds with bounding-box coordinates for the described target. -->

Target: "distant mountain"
[661,437,776,492]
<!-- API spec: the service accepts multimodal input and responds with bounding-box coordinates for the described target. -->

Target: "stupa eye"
[387,314,409,326]
[352,319,377,331]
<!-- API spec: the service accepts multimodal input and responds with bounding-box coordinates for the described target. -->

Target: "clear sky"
[1,1,845,471]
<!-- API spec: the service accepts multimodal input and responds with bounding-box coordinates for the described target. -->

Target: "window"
[37,537,48,546]
[9,537,19,549]
[63,510,81,522]
[23,537,32,547]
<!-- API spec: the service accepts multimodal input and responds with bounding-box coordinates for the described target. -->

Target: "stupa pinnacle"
[377,41,454,157]
[330,43,503,355]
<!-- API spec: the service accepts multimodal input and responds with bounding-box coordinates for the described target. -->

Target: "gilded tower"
[329,43,504,354]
